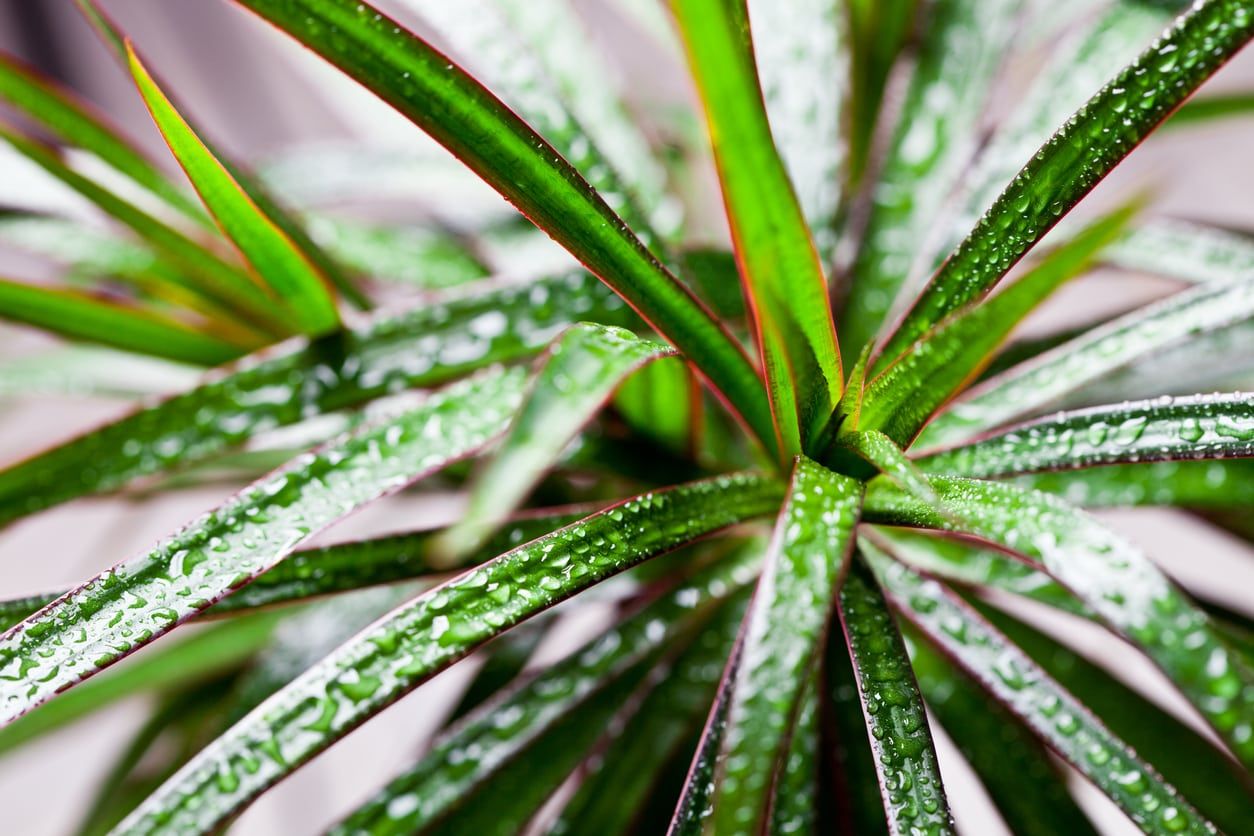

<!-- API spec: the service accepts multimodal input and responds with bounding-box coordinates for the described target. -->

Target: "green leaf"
[975,597,1254,835]
[232,0,776,456]
[438,323,673,557]
[116,472,782,834]
[936,0,1178,265]
[858,204,1136,445]
[822,620,890,836]
[1169,89,1254,126]
[670,0,842,458]
[876,0,1254,365]
[417,1,667,249]
[550,567,750,836]
[444,616,550,725]
[614,356,697,456]
[837,556,954,835]
[336,546,760,834]
[904,628,1099,836]
[669,639,739,835]
[708,457,861,832]
[0,127,287,335]
[0,278,242,365]
[1010,459,1254,508]
[863,475,1254,768]
[0,51,206,223]
[0,366,530,726]
[1106,219,1254,285]
[919,392,1254,476]
[769,671,822,835]
[844,0,917,184]
[917,273,1254,449]
[834,430,939,505]
[128,47,342,336]
[871,555,1221,835]
[841,0,1024,357]
[0,612,280,756]
[0,270,632,527]
[748,0,847,265]
[0,509,587,633]
[0,345,197,400]
[306,216,488,291]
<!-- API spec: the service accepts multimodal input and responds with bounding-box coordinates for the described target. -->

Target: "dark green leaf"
[837,556,953,835]
[668,638,740,835]
[904,625,1098,836]
[920,392,1254,476]
[0,366,529,725]
[871,554,1220,835]
[1010,458,1254,507]
[671,0,843,458]
[841,0,1023,357]
[0,612,280,756]
[857,204,1136,445]
[232,0,776,455]
[918,274,1254,449]
[864,475,1254,768]
[439,323,673,557]
[0,270,632,527]
[708,457,861,832]
[336,545,760,834]
[0,278,242,365]
[116,472,783,834]
[769,671,821,835]
[1169,90,1254,125]
[550,568,750,836]
[877,0,1254,365]
[976,598,1254,835]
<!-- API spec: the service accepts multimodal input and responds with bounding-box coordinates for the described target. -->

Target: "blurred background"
[0,1,1251,833]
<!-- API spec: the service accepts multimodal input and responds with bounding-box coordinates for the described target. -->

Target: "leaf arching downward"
[116,472,783,835]
[232,0,776,457]
[877,0,1254,366]
[672,0,842,458]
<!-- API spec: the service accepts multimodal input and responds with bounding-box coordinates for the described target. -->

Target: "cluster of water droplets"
[877,559,1216,834]
[118,472,781,833]
[890,0,1253,359]
[926,392,1254,477]
[709,461,859,831]
[344,545,761,832]
[921,275,1254,450]
[840,561,951,834]
[0,367,527,727]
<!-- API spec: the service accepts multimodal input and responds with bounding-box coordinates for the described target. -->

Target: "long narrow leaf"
[844,0,917,184]
[920,392,1254,476]
[936,0,1179,264]
[863,475,1254,768]
[232,0,776,455]
[0,270,632,527]
[550,570,750,836]
[439,323,673,557]
[857,204,1137,445]
[0,126,286,333]
[841,0,1023,357]
[0,366,530,725]
[670,0,842,457]
[0,612,280,756]
[336,546,760,833]
[0,52,205,222]
[918,273,1254,448]
[708,457,861,832]
[747,0,847,265]
[117,472,783,834]
[871,554,1219,835]
[837,556,953,835]
[1106,219,1254,285]
[1011,458,1254,508]
[877,0,1254,365]
[904,629,1099,836]
[128,48,341,336]
[0,509,587,633]
[0,278,242,365]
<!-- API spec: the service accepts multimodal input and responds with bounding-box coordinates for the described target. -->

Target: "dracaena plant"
[0,0,1251,832]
